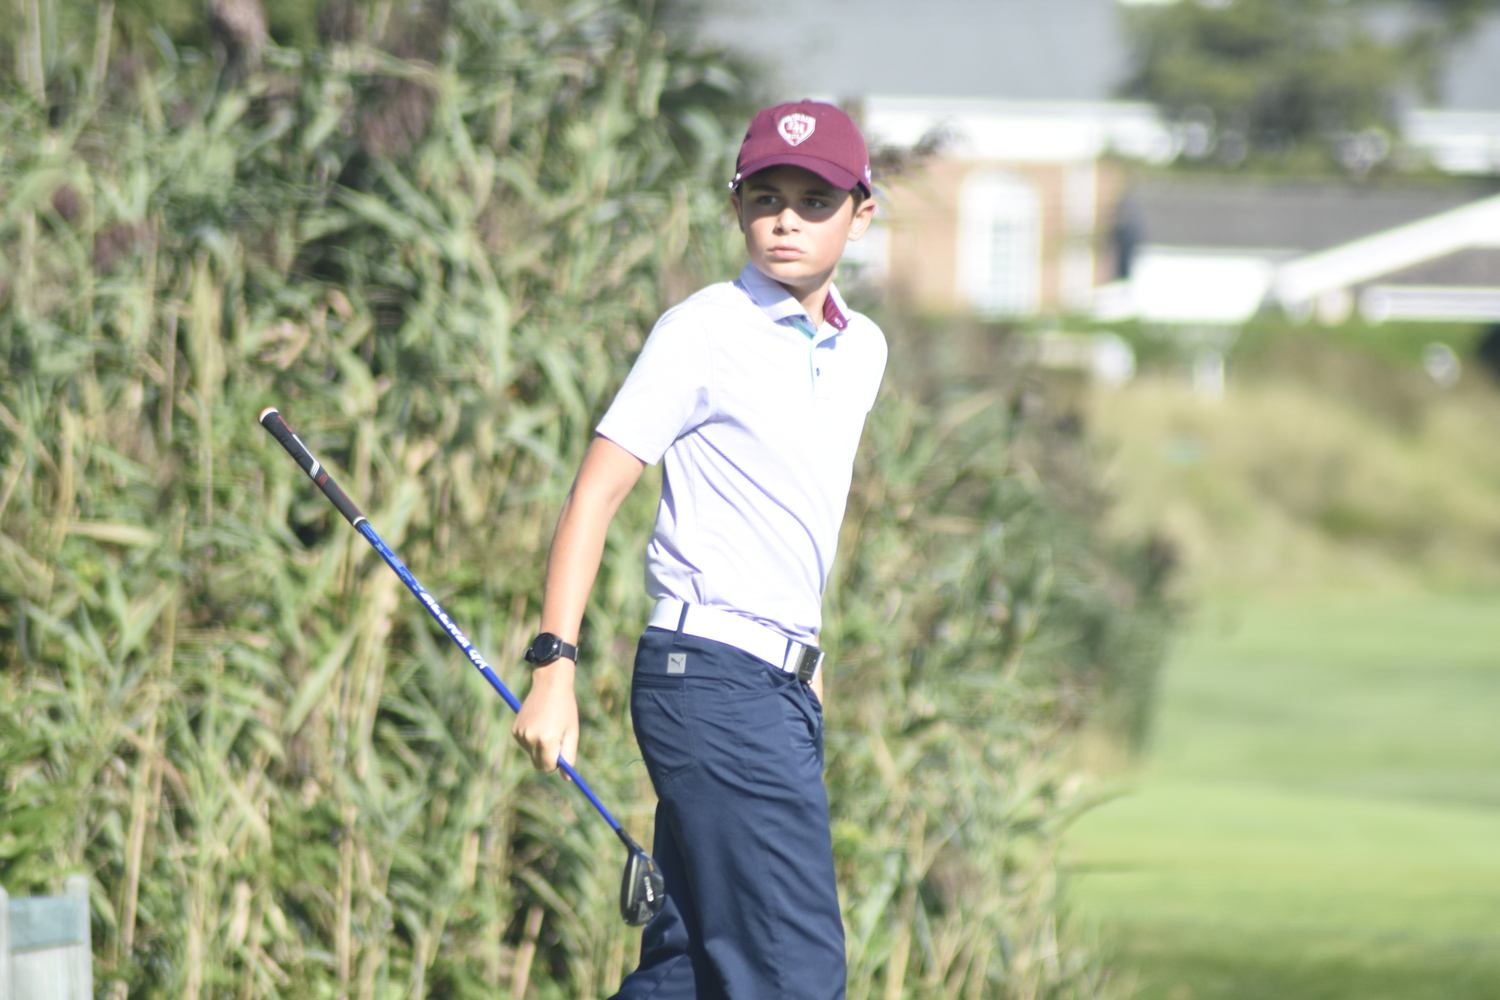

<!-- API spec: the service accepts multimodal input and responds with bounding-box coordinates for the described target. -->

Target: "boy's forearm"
[538,494,611,649]
[538,436,646,648]
[513,437,644,773]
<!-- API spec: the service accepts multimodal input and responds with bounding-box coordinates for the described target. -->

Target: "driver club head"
[618,833,666,926]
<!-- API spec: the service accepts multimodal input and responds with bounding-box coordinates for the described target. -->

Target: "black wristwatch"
[523,632,578,666]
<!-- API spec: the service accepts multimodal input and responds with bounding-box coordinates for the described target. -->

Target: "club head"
[619,837,665,927]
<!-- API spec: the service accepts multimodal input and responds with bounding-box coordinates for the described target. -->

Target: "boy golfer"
[513,100,883,1000]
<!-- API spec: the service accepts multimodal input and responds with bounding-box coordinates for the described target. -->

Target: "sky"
[1446,16,1500,109]
[695,0,1500,110]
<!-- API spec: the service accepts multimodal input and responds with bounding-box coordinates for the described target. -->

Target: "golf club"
[258,406,665,927]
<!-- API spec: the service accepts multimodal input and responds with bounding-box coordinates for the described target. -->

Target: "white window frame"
[957,170,1042,317]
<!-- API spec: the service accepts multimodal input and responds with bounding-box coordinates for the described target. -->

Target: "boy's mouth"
[767,245,803,260]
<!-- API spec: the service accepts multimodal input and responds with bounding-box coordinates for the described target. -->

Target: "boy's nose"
[774,207,800,232]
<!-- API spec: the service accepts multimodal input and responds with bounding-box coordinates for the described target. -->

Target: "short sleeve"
[847,316,888,415]
[597,306,713,465]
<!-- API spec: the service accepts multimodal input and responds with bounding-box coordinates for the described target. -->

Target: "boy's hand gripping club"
[258,406,664,927]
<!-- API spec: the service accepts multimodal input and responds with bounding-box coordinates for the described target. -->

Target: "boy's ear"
[846,197,876,242]
[729,191,745,234]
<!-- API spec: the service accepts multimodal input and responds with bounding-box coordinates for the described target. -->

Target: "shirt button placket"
[791,316,818,393]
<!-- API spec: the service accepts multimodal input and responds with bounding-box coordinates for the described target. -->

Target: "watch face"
[526,633,562,664]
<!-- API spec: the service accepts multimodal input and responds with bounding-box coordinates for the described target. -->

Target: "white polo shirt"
[597,263,887,644]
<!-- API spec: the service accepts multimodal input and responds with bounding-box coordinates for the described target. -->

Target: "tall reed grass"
[0,2,1171,996]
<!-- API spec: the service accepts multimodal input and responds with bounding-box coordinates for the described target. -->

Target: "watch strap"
[524,632,578,666]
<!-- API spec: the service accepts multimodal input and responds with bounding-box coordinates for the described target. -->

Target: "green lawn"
[1067,594,1500,1000]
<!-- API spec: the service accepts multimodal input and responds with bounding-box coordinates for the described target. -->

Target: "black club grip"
[258,407,367,527]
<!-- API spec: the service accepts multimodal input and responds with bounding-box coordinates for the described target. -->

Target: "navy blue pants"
[611,627,846,1000]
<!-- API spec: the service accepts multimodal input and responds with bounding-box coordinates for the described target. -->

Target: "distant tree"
[1120,0,1499,172]
[1419,0,1500,34]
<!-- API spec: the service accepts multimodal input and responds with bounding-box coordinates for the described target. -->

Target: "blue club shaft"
[354,521,623,832]
[258,406,627,836]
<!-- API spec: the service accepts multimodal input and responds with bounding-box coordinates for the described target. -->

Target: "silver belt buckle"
[791,644,824,683]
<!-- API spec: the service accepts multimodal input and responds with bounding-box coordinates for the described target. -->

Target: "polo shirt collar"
[736,263,851,336]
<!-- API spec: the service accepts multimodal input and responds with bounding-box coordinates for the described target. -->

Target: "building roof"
[1275,193,1500,305]
[695,0,1500,111]
[1383,247,1500,286]
[696,0,1129,103]
[1122,180,1495,254]
[1104,186,1500,324]
[865,97,1174,164]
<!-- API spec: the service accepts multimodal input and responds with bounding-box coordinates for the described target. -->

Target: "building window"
[957,170,1042,316]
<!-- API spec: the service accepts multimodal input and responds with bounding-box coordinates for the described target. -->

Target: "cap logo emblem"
[778,113,816,146]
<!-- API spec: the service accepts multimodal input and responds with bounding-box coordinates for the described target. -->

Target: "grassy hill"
[1092,326,1500,595]
[1065,327,1500,1000]
[1070,595,1500,1000]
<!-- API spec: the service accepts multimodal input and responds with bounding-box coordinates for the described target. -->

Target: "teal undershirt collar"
[789,316,817,389]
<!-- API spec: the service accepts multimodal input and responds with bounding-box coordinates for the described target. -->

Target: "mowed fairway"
[1066,594,1500,1000]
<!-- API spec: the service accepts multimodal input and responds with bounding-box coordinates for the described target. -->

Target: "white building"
[1098,180,1500,326]
[702,0,1500,325]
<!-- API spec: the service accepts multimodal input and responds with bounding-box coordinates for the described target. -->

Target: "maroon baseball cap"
[730,100,873,197]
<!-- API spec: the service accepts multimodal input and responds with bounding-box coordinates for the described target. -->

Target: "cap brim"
[732,153,870,196]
